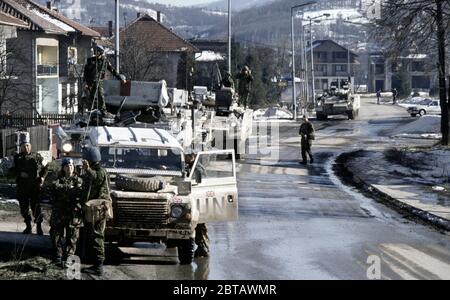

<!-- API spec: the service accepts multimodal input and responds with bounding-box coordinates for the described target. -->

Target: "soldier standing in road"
[299,116,315,165]
[81,147,110,276]
[50,158,83,267]
[8,135,48,235]
[83,44,126,116]
[392,88,398,105]
[376,90,381,105]
[185,152,210,258]
[236,66,254,108]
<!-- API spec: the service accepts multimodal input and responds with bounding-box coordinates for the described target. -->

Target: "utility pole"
[115,0,120,73]
[309,17,316,109]
[291,1,317,120]
[228,0,231,74]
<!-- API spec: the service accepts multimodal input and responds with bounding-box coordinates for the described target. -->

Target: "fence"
[0,125,51,158]
[0,113,74,129]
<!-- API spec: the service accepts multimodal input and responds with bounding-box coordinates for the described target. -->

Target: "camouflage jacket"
[236,72,254,93]
[52,174,83,214]
[84,55,121,86]
[81,163,110,203]
[9,152,48,189]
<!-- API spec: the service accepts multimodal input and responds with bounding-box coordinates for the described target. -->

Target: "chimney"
[46,1,51,9]
[137,12,141,19]
[108,21,113,37]
[157,11,161,23]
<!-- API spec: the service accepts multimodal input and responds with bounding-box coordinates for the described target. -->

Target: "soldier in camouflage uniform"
[50,158,83,267]
[8,136,48,235]
[83,44,125,115]
[221,72,235,90]
[236,66,254,108]
[185,153,209,258]
[81,147,110,276]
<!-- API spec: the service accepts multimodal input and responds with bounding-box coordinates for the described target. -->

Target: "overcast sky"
[150,0,213,6]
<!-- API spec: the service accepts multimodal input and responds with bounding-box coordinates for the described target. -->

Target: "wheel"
[419,109,426,116]
[410,113,417,117]
[115,174,166,192]
[177,238,195,265]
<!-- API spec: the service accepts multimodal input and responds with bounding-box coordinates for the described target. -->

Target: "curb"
[335,152,450,232]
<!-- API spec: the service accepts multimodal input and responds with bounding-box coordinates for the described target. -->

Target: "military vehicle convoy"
[53,80,239,264]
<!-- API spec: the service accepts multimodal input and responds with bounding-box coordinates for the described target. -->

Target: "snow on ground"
[254,107,293,120]
[0,200,18,206]
[300,8,369,25]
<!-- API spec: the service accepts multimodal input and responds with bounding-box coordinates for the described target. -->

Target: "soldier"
[221,71,235,90]
[50,158,83,267]
[8,135,48,235]
[392,88,398,105]
[299,116,315,165]
[236,66,254,108]
[81,147,110,276]
[83,44,126,116]
[184,152,209,258]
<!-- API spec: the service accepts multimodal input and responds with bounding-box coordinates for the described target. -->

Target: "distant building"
[0,0,100,114]
[118,13,198,89]
[190,39,227,90]
[306,40,359,93]
[368,52,435,93]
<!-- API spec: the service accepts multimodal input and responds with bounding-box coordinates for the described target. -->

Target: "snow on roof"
[89,126,183,151]
[30,8,75,32]
[404,54,427,59]
[195,50,225,62]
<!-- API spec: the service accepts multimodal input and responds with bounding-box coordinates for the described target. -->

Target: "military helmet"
[19,132,30,146]
[61,158,74,167]
[82,147,101,163]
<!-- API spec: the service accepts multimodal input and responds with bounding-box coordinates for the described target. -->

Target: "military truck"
[56,125,238,264]
[207,87,253,159]
[315,90,360,121]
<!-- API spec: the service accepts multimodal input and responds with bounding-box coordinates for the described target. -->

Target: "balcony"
[37,64,58,76]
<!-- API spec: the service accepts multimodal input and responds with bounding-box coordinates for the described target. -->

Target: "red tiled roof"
[0,11,28,27]
[119,14,198,52]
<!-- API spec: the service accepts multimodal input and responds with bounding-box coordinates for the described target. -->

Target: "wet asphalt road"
[2,98,449,280]
[101,97,450,280]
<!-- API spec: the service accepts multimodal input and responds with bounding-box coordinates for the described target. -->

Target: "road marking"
[380,244,450,280]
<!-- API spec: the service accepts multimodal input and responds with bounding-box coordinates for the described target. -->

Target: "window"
[37,45,58,76]
[335,65,347,72]
[375,64,385,75]
[315,52,327,60]
[411,61,425,72]
[333,52,347,60]
[191,153,234,182]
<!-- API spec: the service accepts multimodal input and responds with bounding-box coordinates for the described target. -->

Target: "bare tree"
[0,28,35,116]
[373,0,450,145]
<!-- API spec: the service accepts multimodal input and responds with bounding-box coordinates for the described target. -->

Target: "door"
[189,150,238,223]
[428,101,441,114]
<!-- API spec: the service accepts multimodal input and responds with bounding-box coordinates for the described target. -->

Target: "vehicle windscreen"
[100,147,182,172]
[419,99,432,105]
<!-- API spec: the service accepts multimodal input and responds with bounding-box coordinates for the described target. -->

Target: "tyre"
[115,174,166,192]
[178,238,195,265]
[419,109,426,116]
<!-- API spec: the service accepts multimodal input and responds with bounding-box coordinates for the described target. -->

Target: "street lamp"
[304,13,330,110]
[291,1,317,120]
[228,0,231,74]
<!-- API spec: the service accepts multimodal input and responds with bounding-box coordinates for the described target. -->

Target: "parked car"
[407,99,440,117]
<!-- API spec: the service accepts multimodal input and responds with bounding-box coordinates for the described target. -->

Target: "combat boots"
[36,223,43,236]
[83,262,104,276]
[22,221,32,234]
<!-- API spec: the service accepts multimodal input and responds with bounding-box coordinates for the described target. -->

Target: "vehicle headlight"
[170,205,184,219]
[62,142,73,153]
